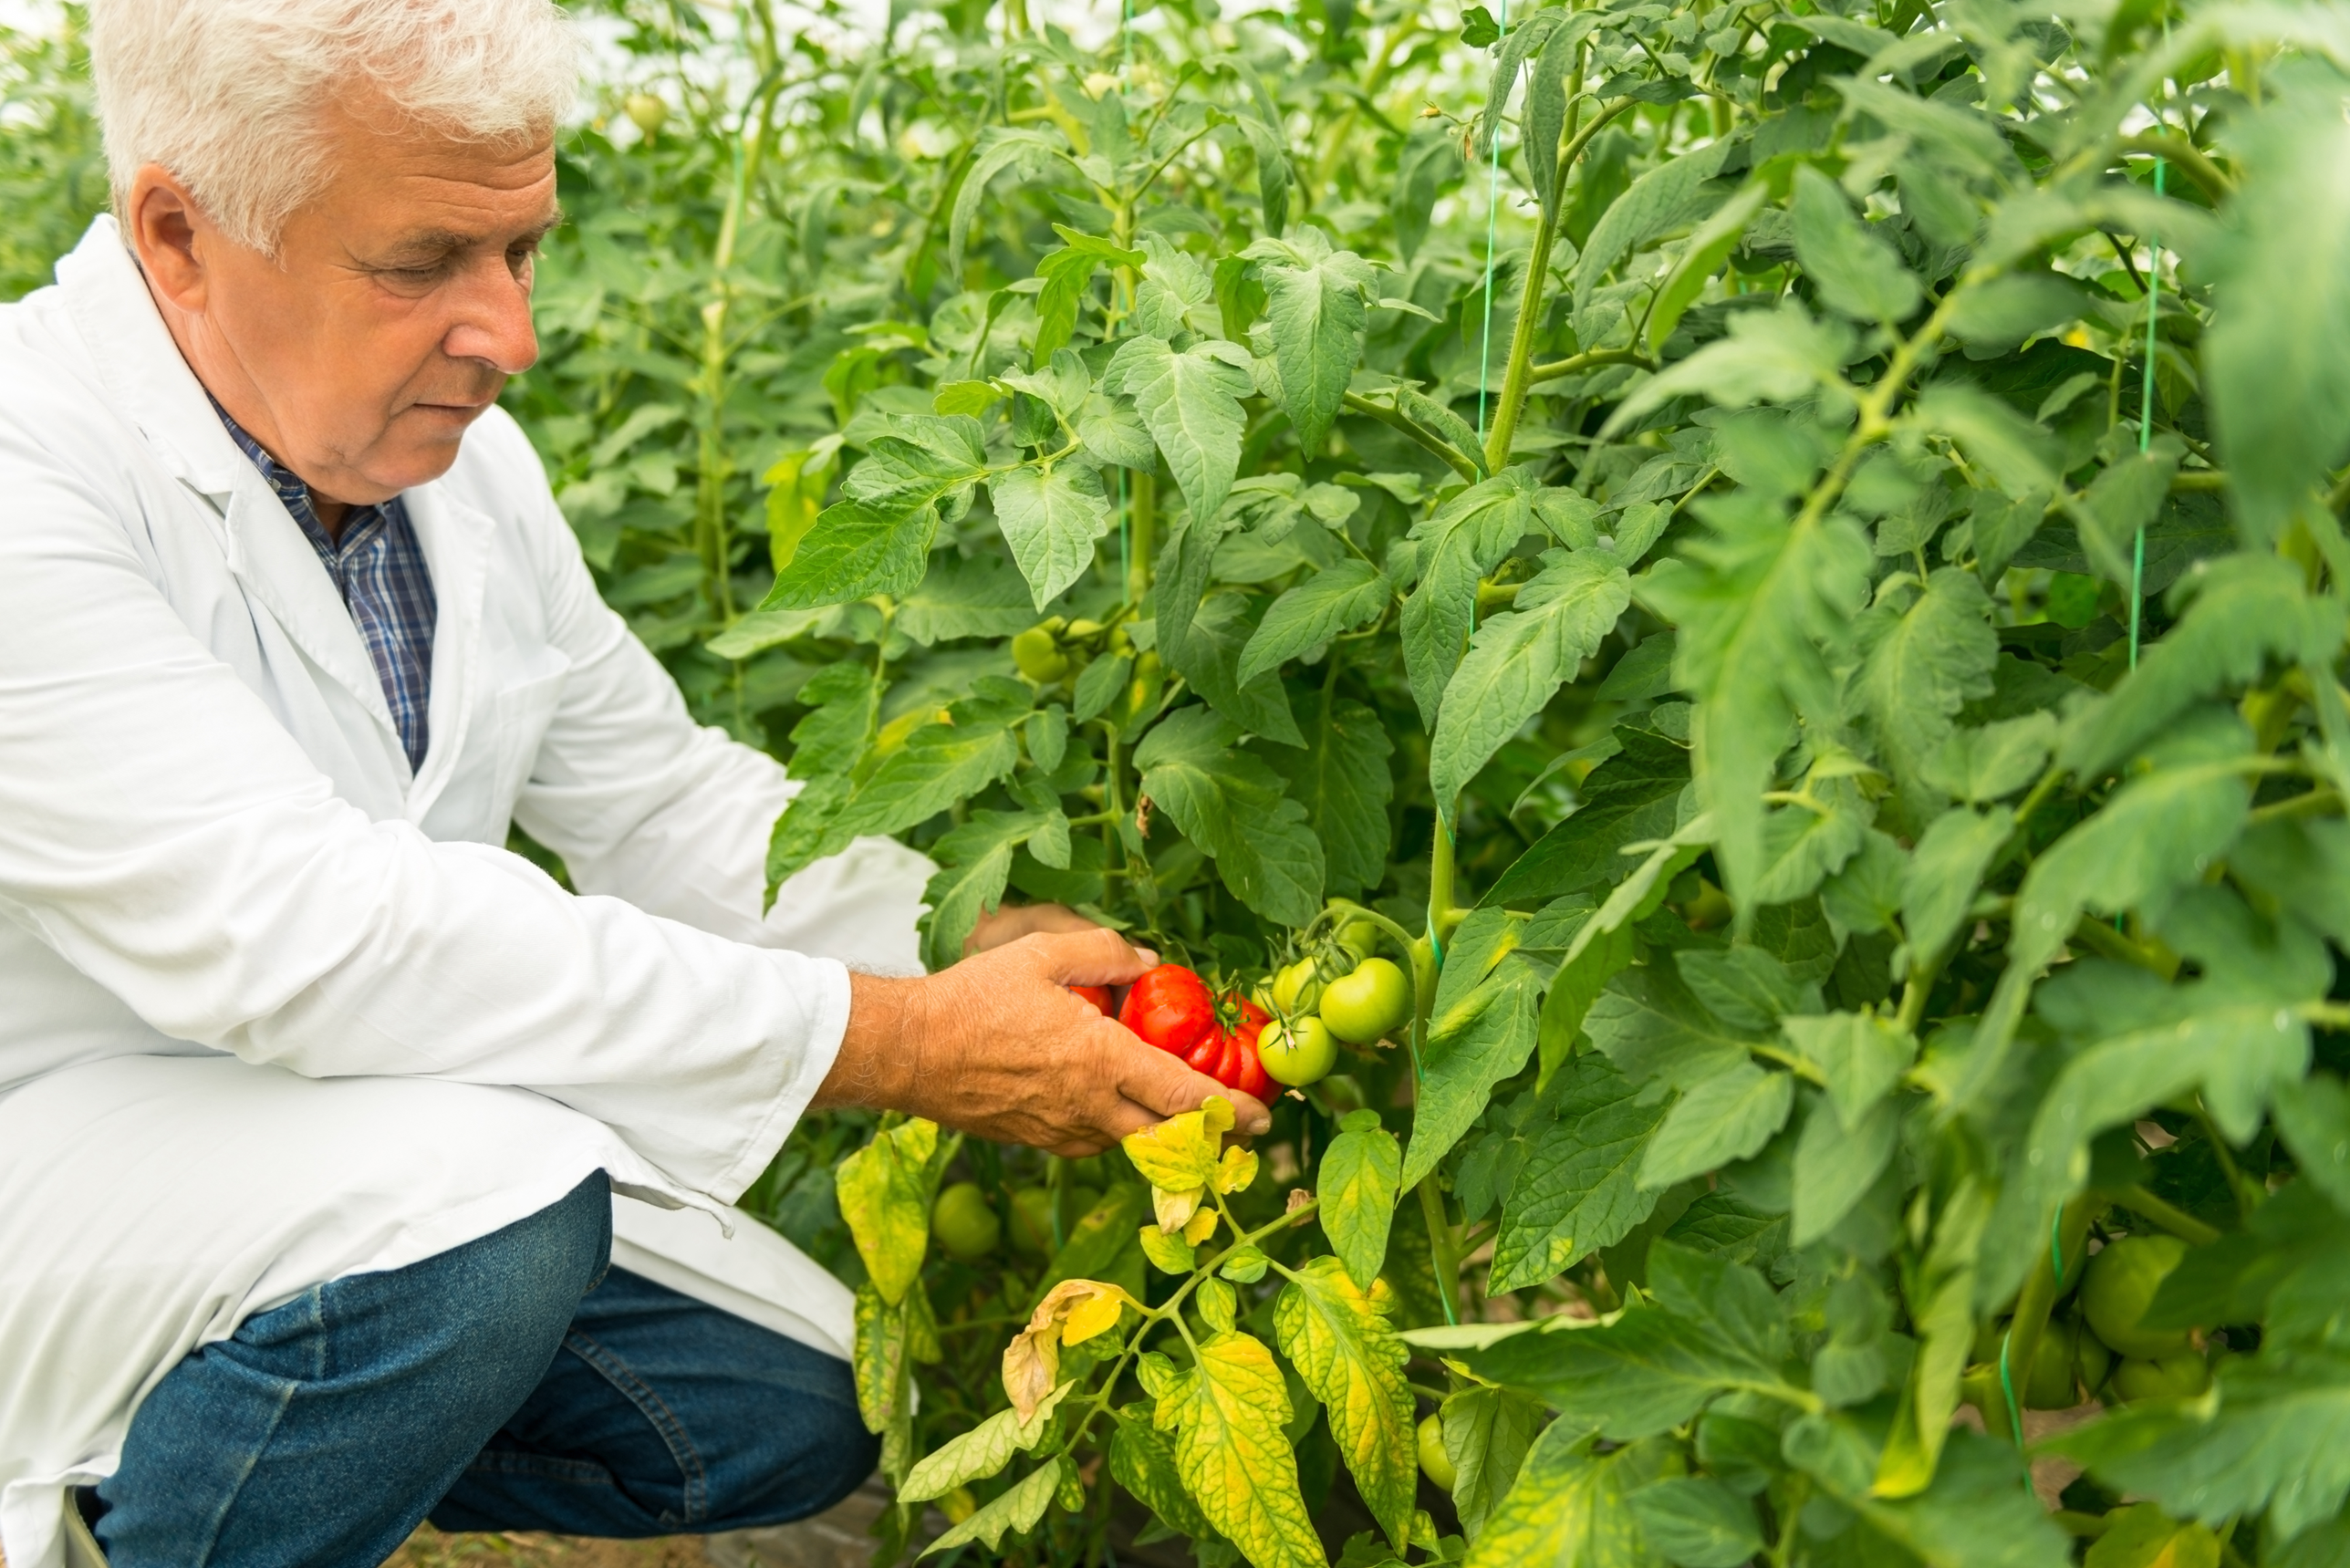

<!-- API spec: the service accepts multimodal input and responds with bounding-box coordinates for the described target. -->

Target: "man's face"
[131,94,557,509]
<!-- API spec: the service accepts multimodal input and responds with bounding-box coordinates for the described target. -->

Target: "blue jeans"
[92,1172,878,1568]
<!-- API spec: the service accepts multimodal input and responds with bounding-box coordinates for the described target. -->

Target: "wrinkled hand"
[964,900,1101,955]
[816,927,1271,1156]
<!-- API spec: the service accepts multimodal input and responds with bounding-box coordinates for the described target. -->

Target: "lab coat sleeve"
[490,412,933,976]
[0,427,844,1204]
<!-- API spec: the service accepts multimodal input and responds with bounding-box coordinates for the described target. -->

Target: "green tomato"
[1008,1183,1098,1258]
[1319,957,1412,1045]
[2110,1351,2211,1402]
[622,92,669,136]
[1335,915,1383,961]
[1417,1415,1456,1493]
[1257,1016,1337,1087]
[2082,1234,2196,1359]
[1012,628,1069,683]
[1270,958,1324,1016]
[931,1180,1001,1262]
[2022,1316,2109,1409]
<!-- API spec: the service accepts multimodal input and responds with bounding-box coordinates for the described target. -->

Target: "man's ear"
[125,165,211,316]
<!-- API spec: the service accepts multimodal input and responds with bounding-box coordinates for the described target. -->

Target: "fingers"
[1017,903,1107,937]
[1030,925,1157,987]
[1112,1033,1272,1135]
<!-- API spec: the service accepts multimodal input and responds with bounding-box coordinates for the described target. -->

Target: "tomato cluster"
[1117,963,1273,1101]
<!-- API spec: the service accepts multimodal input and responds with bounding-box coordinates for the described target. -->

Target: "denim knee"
[97,1170,614,1568]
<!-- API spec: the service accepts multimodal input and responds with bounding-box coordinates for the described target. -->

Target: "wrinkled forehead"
[297,92,562,257]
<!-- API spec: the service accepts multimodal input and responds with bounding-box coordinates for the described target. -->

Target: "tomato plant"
[19,0,2350,1561]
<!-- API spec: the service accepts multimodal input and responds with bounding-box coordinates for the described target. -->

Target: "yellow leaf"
[1122,1097,1235,1192]
[1165,1332,1326,1568]
[1183,1206,1221,1245]
[1274,1257,1417,1551]
[1063,1289,1128,1347]
[1215,1145,1261,1196]
[836,1118,939,1305]
[1139,1223,1197,1273]
[1154,1184,1206,1233]
[1463,1422,1658,1568]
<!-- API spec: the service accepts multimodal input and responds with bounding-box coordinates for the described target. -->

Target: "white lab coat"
[0,218,935,1568]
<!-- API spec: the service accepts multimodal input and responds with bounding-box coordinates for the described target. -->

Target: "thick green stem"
[2116,1184,2223,1245]
[1340,392,1482,480]
[1479,96,1638,475]
[1126,468,1156,610]
[1418,1177,1463,1325]
[1987,1196,2104,1445]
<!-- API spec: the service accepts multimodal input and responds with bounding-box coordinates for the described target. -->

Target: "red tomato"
[1224,1028,1272,1102]
[1069,984,1112,1016]
[1201,996,1271,1094]
[1118,964,1214,1057]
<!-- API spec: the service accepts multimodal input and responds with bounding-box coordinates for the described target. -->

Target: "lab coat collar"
[52,215,499,812]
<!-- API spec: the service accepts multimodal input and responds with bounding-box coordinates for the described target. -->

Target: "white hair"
[88,0,581,254]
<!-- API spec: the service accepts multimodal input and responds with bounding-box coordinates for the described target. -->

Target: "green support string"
[1997,1205,2072,1451]
[1473,0,1510,443]
[2129,156,2164,672]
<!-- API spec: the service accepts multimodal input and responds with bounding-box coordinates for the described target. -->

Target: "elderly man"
[0,2,1268,1565]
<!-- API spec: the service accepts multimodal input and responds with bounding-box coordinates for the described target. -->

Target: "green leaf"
[2204,78,2350,544]
[1639,492,1873,909]
[1907,386,2061,499]
[2064,556,2349,779]
[1792,165,1923,323]
[1402,950,1544,1190]
[1638,1060,1794,1189]
[1649,182,1768,352]
[1946,271,2095,357]
[1034,1183,1151,1307]
[1491,1054,1670,1292]
[895,550,1037,645]
[1239,559,1393,684]
[920,1457,1066,1558]
[1297,694,1396,902]
[1901,805,2015,962]
[989,461,1116,609]
[1160,1333,1327,1568]
[1575,140,1734,329]
[1105,334,1256,524]
[901,1381,1076,1502]
[1534,909,1639,1090]
[1780,1012,1917,1131]
[1440,1382,1548,1542]
[1602,306,1857,437]
[1430,550,1633,817]
[1626,1476,1765,1568]
[1245,227,1377,451]
[1172,590,1305,746]
[947,127,1068,275]
[838,695,1026,843]
[1920,713,2057,804]
[1274,1257,1419,1551]
[1400,471,1545,727]
[1859,567,1998,776]
[1320,1107,1403,1291]
[1110,1408,1216,1539]
[1033,225,1145,364]
[1585,962,1759,1096]
[1135,705,1325,926]
[759,499,937,610]
[1675,947,1815,1032]
[841,416,989,514]
[1791,1093,1901,1247]
[1465,1242,1786,1438]
[837,1118,938,1305]
[1461,1422,1659,1568]
[1820,828,1908,935]
[1135,234,1213,337]
[1484,727,1691,906]
[919,809,1045,971]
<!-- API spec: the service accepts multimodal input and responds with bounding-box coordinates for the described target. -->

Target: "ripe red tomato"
[1118,964,1214,1057]
[1069,984,1112,1015]
[1201,996,1270,1097]
[1222,1025,1272,1101]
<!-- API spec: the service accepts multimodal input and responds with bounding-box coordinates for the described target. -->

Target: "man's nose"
[442,255,540,376]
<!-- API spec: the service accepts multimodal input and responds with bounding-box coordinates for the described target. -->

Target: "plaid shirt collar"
[208,396,439,774]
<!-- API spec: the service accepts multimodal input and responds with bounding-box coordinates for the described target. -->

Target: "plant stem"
[1126,469,1156,609]
[1480,96,1640,475]
[1526,347,1657,383]
[1339,392,1482,480]
[1987,1196,2103,1445]
[2115,1184,2224,1245]
[1418,1177,1463,1325]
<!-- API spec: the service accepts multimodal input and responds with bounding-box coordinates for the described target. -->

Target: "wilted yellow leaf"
[836,1118,939,1306]
[1182,1206,1220,1245]
[1122,1096,1235,1192]
[1003,1279,1140,1420]
[1002,1324,1061,1424]
[1215,1145,1261,1196]
[1153,1183,1206,1233]
[1063,1289,1128,1347]
[1165,1332,1326,1568]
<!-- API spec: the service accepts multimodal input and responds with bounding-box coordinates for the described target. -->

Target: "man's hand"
[964,900,1100,955]
[815,928,1271,1156]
